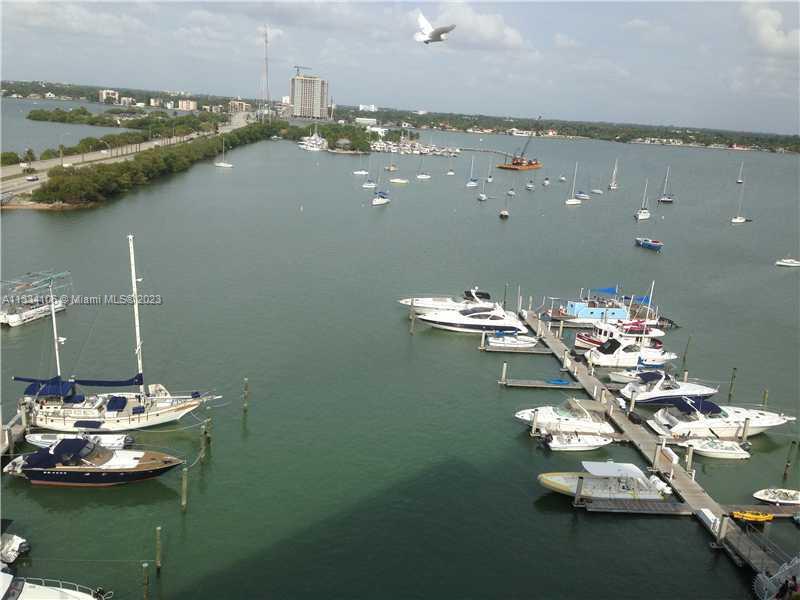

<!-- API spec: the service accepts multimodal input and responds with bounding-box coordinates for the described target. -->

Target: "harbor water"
[1,110,798,598]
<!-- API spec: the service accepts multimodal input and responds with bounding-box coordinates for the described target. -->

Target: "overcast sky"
[2,2,798,134]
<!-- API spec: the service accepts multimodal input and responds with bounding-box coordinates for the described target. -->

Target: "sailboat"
[465,156,479,188]
[416,154,431,180]
[446,155,455,176]
[542,176,550,187]
[565,162,581,205]
[487,166,494,183]
[214,135,233,168]
[736,161,744,184]
[525,176,535,191]
[353,155,369,176]
[371,174,390,206]
[478,179,488,202]
[657,166,674,203]
[14,235,219,432]
[634,179,651,221]
[608,158,619,191]
[731,179,751,224]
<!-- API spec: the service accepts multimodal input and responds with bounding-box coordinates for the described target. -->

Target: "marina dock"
[1,412,25,455]
[517,310,788,576]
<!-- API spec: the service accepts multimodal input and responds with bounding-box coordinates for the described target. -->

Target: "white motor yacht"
[485,333,538,349]
[417,304,527,334]
[389,178,409,184]
[608,367,664,384]
[775,257,800,267]
[586,338,677,368]
[621,371,718,407]
[25,432,134,450]
[545,432,613,452]
[574,320,665,351]
[514,399,615,435]
[647,400,795,439]
[752,488,800,505]
[538,461,672,500]
[398,288,493,315]
[361,179,377,189]
[1,570,111,599]
[677,438,750,460]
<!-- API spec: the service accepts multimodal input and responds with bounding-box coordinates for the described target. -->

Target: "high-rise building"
[98,89,119,104]
[290,75,329,119]
[178,99,198,111]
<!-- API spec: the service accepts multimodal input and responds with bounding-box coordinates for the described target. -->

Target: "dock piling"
[557,320,564,339]
[528,296,533,311]
[480,331,486,351]
[242,377,249,413]
[573,476,585,507]
[180,467,188,512]
[683,370,688,383]
[761,389,768,408]
[409,299,416,335]
[680,335,692,374]
[727,367,737,403]
[499,362,508,385]
[142,562,149,600]
[685,446,694,472]
[741,418,751,442]
[155,527,162,574]
[783,441,797,481]
[629,393,637,415]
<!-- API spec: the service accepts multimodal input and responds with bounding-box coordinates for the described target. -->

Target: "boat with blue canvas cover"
[620,371,718,407]
[635,238,664,252]
[3,438,182,487]
[15,235,219,433]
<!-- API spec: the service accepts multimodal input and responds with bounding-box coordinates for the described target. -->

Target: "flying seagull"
[414,12,455,44]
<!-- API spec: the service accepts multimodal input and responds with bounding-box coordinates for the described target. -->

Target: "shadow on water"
[175,457,754,600]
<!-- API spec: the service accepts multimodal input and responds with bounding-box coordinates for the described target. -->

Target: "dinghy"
[678,438,750,459]
[752,488,800,505]
[544,432,613,452]
[485,333,538,349]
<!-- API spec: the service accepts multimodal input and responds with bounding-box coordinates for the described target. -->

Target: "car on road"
[25,175,39,182]
[62,163,73,168]
[100,149,109,154]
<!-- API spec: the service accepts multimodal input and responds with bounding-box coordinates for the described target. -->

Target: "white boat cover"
[581,461,646,480]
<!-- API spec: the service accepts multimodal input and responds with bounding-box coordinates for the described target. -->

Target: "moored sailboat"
[608,158,619,191]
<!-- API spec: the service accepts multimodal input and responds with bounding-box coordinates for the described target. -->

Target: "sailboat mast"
[571,162,578,198]
[48,280,62,378]
[736,181,745,217]
[641,179,649,209]
[662,166,670,195]
[127,234,145,396]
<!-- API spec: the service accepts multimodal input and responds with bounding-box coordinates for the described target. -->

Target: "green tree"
[1,152,20,166]
[23,148,36,163]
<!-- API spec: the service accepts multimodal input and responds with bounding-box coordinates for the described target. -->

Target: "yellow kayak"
[731,511,774,523]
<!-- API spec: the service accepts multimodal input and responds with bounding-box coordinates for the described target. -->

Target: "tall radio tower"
[260,24,271,123]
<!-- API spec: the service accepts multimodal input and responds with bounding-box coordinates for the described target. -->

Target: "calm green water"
[1,98,133,155]
[1,126,798,598]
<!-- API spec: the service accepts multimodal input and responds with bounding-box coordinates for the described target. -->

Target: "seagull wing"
[417,12,434,36]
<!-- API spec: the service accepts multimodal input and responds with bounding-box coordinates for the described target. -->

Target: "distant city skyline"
[2,2,798,135]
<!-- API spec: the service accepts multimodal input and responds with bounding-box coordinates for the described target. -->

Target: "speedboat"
[544,432,613,452]
[635,238,664,252]
[361,179,377,189]
[574,320,665,351]
[417,304,527,334]
[506,189,516,197]
[514,399,615,435]
[525,181,534,191]
[775,257,800,267]
[3,438,183,486]
[499,209,510,219]
[559,175,567,182]
[398,287,493,315]
[538,461,672,500]
[591,189,604,195]
[389,178,409,184]
[575,191,591,201]
[477,192,488,201]
[353,169,369,176]
[466,179,479,188]
[677,438,750,460]
[25,432,134,450]
[446,169,455,176]
[384,163,398,172]
[608,367,664,384]
[586,337,678,368]
[416,172,431,180]
[621,371,718,406]
[753,488,800,505]
[647,400,795,438]
[542,177,550,187]
[1,571,110,600]
[1,521,30,565]
[371,191,390,206]
[485,332,538,349]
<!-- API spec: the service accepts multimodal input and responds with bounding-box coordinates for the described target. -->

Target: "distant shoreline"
[1,199,95,211]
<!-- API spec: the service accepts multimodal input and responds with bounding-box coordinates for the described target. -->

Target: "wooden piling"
[180,467,188,511]
[574,476,585,506]
[142,562,149,600]
[409,299,416,335]
[685,445,694,472]
[629,393,637,415]
[528,296,533,311]
[529,409,538,438]
[500,362,508,385]
[683,370,688,383]
[783,440,797,481]
[762,389,768,408]
[480,331,486,351]
[557,320,564,339]
[741,418,751,442]
[243,377,249,413]
[680,335,692,374]
[727,367,737,403]
[155,527,162,574]
[562,349,569,370]
[200,423,207,461]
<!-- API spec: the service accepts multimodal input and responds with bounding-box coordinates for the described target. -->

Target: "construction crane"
[497,116,543,171]
[293,65,311,76]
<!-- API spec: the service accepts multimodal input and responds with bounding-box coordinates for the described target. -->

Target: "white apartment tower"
[290,75,329,119]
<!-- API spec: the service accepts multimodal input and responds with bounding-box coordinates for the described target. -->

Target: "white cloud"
[622,17,673,43]
[5,1,146,38]
[741,2,800,57]
[430,3,531,52]
[554,33,580,49]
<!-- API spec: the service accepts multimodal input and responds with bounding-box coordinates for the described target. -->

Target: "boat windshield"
[460,307,491,316]
[597,339,621,355]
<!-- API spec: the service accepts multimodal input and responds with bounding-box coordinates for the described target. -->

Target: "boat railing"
[19,577,113,598]
[753,556,800,600]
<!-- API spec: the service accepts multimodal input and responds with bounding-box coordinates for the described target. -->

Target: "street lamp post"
[59,132,70,167]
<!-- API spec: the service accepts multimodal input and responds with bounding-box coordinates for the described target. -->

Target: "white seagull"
[414,12,455,44]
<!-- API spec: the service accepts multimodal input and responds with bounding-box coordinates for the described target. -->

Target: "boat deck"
[521,310,783,576]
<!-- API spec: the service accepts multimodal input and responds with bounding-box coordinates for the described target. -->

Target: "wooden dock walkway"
[502,378,584,390]
[519,310,783,575]
[1,411,25,455]
[480,345,553,355]
[581,499,694,516]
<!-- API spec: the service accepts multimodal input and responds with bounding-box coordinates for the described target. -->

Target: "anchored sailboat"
[731,179,751,224]
[608,158,619,191]
[736,161,744,184]
[634,179,651,221]
[14,235,219,432]
[657,166,674,203]
[214,135,233,168]
[565,162,581,205]
[465,156,478,188]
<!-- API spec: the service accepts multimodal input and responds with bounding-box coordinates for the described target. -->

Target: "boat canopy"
[14,373,143,396]
[590,286,619,296]
[582,461,646,480]
[24,438,91,470]
[637,371,664,384]
[672,397,722,416]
